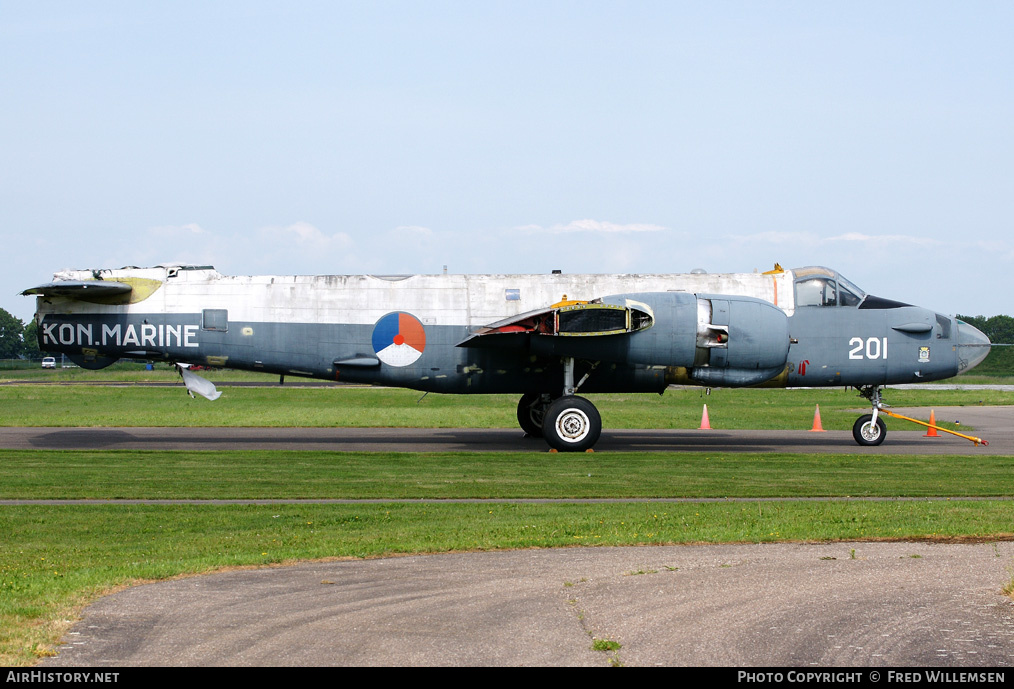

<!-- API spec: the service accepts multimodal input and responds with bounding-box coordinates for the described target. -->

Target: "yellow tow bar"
[877,408,989,446]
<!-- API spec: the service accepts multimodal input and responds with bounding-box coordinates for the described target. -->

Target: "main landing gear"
[516,358,603,452]
[517,392,552,438]
[543,395,602,452]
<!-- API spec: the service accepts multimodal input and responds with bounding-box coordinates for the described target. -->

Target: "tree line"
[0,308,43,359]
[953,314,1014,376]
[954,314,1014,345]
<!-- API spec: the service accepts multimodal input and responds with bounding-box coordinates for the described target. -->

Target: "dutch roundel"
[372,312,427,367]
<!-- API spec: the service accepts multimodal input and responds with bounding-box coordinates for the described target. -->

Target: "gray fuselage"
[28,265,990,395]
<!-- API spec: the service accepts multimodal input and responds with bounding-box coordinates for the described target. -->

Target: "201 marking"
[849,337,888,360]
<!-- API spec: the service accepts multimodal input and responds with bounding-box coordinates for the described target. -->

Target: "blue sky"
[3,1,1012,323]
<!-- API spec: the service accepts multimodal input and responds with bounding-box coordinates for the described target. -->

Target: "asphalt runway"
[2,406,1011,454]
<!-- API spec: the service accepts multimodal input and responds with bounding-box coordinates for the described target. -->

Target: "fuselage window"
[202,309,228,332]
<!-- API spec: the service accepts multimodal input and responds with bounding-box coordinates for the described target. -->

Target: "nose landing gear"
[853,385,988,447]
[853,412,887,446]
[853,386,888,446]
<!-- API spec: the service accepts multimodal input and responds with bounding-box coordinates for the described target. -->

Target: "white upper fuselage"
[44,265,796,326]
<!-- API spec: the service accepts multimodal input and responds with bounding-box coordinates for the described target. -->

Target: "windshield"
[836,274,866,306]
[793,268,866,308]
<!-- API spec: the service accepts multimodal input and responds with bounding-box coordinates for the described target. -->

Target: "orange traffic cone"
[699,404,712,430]
[924,409,939,437]
[810,404,826,432]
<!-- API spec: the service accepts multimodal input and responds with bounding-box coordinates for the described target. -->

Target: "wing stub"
[459,300,654,349]
[22,277,163,305]
[21,281,133,299]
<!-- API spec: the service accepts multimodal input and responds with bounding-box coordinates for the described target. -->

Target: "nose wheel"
[853,384,988,447]
[852,413,887,446]
[853,385,887,446]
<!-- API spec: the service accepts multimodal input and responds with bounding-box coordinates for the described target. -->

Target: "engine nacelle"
[518,291,789,386]
[616,292,790,386]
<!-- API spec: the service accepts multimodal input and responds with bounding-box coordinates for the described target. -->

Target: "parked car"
[41,357,56,369]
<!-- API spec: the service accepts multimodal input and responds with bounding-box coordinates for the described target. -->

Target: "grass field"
[0,361,282,383]
[1,383,1010,430]
[2,379,1013,665]
[2,450,1013,499]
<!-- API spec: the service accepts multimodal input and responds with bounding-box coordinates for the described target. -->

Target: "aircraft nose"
[956,320,991,373]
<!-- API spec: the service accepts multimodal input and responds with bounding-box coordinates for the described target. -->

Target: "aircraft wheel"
[517,392,551,437]
[544,396,601,452]
[852,414,887,446]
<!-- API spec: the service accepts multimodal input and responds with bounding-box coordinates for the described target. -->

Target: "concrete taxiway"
[42,542,1014,667]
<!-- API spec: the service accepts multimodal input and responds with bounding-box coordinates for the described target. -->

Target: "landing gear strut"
[852,384,988,447]
[519,357,603,452]
[853,386,887,446]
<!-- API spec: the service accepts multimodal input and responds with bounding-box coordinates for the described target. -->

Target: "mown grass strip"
[2,449,1013,500]
[3,500,1014,665]
[0,363,279,382]
[0,385,1010,429]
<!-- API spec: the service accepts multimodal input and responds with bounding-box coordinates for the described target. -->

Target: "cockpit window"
[837,274,866,307]
[838,283,862,307]
[796,277,837,307]
[793,268,867,308]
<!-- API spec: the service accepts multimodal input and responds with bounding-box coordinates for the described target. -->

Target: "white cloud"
[108,223,225,270]
[971,238,1014,260]
[728,230,819,245]
[825,232,943,247]
[392,225,433,237]
[146,222,207,239]
[519,219,667,234]
[259,222,354,250]
[112,222,361,276]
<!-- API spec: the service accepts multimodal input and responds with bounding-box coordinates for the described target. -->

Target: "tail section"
[22,272,168,370]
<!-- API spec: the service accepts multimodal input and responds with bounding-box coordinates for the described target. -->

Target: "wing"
[21,281,133,299]
[458,298,654,350]
[22,277,163,305]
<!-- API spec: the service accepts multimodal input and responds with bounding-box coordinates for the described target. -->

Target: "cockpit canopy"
[793,267,866,308]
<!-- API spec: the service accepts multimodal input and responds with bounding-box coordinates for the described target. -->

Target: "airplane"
[22,263,991,451]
